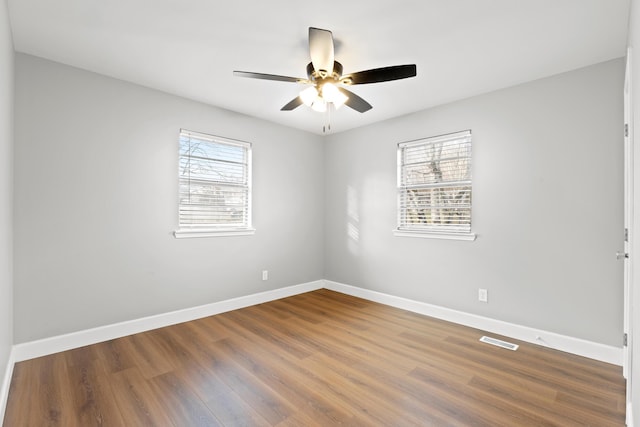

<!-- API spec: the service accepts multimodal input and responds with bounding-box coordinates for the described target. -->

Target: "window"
[396,130,475,240]
[174,129,253,238]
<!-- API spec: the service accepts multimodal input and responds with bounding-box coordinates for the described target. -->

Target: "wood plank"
[109,367,176,426]
[92,338,137,374]
[218,335,362,425]
[174,362,272,427]
[148,371,223,426]
[119,332,175,379]
[63,356,126,426]
[200,338,295,425]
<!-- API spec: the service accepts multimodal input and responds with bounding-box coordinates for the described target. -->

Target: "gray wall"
[324,59,624,347]
[13,54,324,343]
[12,52,625,351]
[629,0,640,418]
[0,0,14,391]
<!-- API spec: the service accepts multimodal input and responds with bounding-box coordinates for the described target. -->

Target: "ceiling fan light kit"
[321,83,348,107]
[234,27,417,130]
[300,82,347,111]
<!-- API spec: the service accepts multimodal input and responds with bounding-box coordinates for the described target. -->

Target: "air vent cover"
[479,336,519,351]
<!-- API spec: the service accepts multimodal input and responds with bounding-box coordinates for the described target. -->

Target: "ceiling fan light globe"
[300,86,318,106]
[311,98,327,112]
[321,82,339,102]
[332,94,348,109]
[322,83,348,108]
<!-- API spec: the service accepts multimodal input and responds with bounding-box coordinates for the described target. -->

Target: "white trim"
[0,347,15,425]
[394,229,477,241]
[624,47,635,427]
[624,46,634,379]
[398,130,472,149]
[178,129,251,148]
[173,228,256,239]
[13,280,323,362]
[323,280,622,365]
[9,278,621,366]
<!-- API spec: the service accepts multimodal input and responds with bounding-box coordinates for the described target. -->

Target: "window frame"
[395,130,476,241]
[174,129,254,239]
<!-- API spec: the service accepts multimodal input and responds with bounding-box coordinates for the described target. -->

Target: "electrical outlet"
[478,288,488,302]
[262,270,268,281]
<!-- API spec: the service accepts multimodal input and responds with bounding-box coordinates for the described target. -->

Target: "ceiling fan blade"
[281,96,304,111]
[338,87,372,113]
[309,27,334,77]
[233,71,305,83]
[342,64,417,85]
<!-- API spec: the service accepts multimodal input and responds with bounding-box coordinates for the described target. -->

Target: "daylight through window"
[397,130,472,234]
[177,130,252,235]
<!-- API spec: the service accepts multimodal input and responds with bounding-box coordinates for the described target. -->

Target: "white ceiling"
[6,0,631,135]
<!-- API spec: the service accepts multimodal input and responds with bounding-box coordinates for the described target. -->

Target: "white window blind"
[178,130,252,233]
[397,130,472,234]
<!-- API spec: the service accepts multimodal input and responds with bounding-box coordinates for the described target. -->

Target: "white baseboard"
[0,347,15,425]
[1,279,626,423]
[10,278,622,367]
[323,280,622,366]
[1,279,627,421]
[12,280,324,362]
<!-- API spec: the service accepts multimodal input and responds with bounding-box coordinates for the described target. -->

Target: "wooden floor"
[3,289,626,426]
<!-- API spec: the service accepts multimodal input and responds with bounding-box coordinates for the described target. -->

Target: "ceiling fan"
[233,27,417,114]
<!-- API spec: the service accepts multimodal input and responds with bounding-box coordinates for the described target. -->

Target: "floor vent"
[479,336,519,351]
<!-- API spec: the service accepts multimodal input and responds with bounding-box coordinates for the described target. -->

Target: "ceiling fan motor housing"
[307,61,345,83]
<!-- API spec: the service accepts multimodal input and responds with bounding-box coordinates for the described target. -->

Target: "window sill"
[174,228,256,239]
[394,229,477,241]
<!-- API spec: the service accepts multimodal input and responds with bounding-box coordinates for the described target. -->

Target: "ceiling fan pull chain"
[323,103,332,133]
